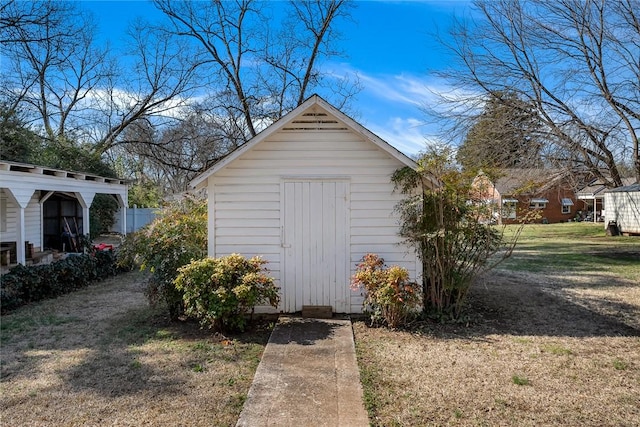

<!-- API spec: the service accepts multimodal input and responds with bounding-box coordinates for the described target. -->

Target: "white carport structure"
[0,161,128,265]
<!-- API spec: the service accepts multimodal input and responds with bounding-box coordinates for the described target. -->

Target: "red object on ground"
[93,243,114,251]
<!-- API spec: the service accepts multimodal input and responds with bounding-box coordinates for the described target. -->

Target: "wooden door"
[282,181,349,313]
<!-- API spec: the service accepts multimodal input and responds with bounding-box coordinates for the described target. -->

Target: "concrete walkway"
[236,316,369,427]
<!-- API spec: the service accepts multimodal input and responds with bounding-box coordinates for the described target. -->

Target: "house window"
[501,199,517,219]
[561,198,573,214]
[529,198,548,209]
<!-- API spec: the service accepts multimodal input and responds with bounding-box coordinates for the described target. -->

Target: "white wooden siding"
[0,191,42,250]
[0,189,17,241]
[210,128,418,314]
[605,190,640,234]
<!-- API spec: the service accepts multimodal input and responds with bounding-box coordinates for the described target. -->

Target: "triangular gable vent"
[282,111,348,132]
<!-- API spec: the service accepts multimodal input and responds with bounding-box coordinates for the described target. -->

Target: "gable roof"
[605,183,640,193]
[189,94,418,189]
[578,177,636,197]
[492,168,570,195]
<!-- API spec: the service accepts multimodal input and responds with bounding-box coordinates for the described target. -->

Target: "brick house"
[472,169,579,224]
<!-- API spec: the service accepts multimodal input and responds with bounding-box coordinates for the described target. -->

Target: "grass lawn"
[502,222,640,281]
[0,271,272,426]
[355,222,640,426]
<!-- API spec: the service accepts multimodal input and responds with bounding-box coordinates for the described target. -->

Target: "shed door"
[282,181,349,313]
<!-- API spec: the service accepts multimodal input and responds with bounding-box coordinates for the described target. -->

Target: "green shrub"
[351,254,421,328]
[90,194,120,238]
[0,249,119,313]
[392,148,507,319]
[175,254,280,332]
[94,250,118,276]
[116,196,207,319]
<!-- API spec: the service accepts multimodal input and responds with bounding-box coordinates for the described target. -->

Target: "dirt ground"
[354,267,640,426]
[0,271,271,427]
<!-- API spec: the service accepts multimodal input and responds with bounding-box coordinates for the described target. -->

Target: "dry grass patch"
[355,224,640,426]
[356,322,639,426]
[1,271,272,426]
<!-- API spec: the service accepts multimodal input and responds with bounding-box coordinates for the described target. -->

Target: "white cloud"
[358,70,481,116]
[368,116,445,157]
[358,73,426,107]
[368,118,426,156]
[330,67,448,154]
[86,88,194,120]
[322,63,484,155]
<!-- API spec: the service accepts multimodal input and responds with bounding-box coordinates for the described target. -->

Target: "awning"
[502,199,518,203]
[530,198,549,203]
[561,198,574,206]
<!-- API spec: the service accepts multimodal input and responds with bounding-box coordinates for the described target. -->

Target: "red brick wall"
[502,186,578,224]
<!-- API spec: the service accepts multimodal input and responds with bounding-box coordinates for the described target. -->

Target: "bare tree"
[90,20,203,154]
[260,0,358,116]
[0,0,67,44]
[1,1,202,155]
[1,0,356,191]
[114,106,237,194]
[434,0,639,185]
[153,0,357,142]
[1,1,110,140]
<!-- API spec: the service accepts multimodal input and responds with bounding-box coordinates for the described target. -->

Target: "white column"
[75,192,96,237]
[114,194,127,234]
[5,188,34,265]
[16,206,25,264]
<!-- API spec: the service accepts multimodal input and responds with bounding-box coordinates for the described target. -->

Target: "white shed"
[604,184,640,235]
[0,161,128,265]
[190,95,423,314]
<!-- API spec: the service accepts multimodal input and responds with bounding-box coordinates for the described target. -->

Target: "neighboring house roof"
[189,94,420,189]
[605,183,640,193]
[492,168,569,196]
[577,177,635,198]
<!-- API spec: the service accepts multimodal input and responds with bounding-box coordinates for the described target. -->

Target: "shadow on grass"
[439,271,640,339]
[398,264,639,341]
[61,306,184,397]
[1,283,272,400]
[61,305,273,397]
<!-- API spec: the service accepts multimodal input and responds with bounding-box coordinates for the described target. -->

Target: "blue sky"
[80,0,474,156]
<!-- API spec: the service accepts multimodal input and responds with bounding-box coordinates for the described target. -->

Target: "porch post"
[5,188,34,265]
[16,206,25,264]
[114,194,127,234]
[76,192,96,238]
